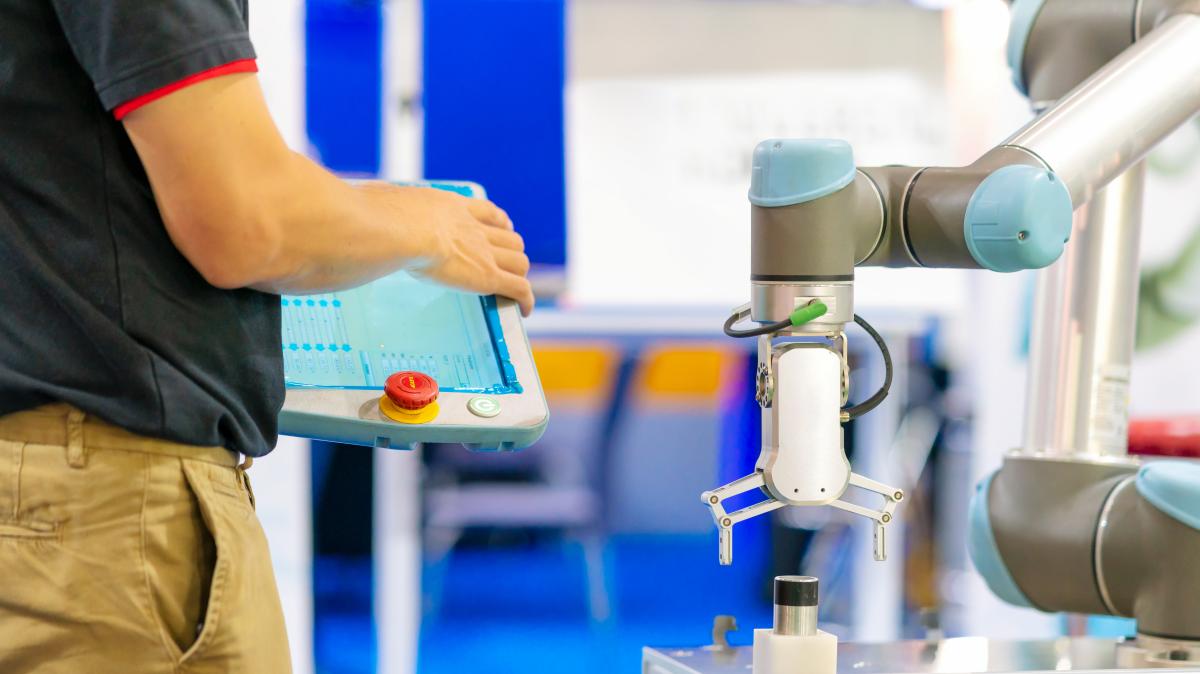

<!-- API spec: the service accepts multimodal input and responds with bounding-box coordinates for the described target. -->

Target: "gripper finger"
[702,471,784,565]
[712,498,786,565]
[701,471,765,506]
[849,472,905,503]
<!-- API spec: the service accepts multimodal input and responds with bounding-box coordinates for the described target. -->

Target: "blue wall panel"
[306,0,384,176]
[423,0,567,267]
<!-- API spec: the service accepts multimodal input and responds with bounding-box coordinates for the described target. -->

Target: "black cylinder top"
[774,575,819,607]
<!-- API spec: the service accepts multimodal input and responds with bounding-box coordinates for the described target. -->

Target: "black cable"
[843,314,892,420]
[723,312,792,338]
[721,308,893,420]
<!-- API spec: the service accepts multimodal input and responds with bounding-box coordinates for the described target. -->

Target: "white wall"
[566,0,968,316]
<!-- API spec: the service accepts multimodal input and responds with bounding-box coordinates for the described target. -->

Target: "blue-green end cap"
[964,164,1072,273]
[748,139,856,208]
[968,472,1035,609]
[1007,0,1048,95]
[1137,461,1200,532]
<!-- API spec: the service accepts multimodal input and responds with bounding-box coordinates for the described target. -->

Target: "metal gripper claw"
[702,470,903,565]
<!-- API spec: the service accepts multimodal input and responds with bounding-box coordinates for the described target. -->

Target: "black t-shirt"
[0,1,283,457]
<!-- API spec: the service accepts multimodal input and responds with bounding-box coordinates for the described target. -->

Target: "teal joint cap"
[1008,0,1048,96]
[968,471,1035,609]
[1137,461,1200,531]
[748,139,856,208]
[964,164,1072,273]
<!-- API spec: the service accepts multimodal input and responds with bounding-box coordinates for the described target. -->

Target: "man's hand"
[361,184,534,315]
[122,72,535,314]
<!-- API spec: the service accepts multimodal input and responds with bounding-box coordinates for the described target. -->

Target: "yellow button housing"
[379,395,440,424]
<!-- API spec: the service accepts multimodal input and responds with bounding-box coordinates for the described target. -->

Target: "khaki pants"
[0,405,292,673]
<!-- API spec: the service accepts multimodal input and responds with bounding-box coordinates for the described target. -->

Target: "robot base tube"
[1022,165,1144,461]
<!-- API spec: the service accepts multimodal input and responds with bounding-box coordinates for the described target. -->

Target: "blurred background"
[245,1,1200,672]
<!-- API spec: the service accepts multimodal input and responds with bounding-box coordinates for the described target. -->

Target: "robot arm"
[702,8,1200,567]
[702,305,903,566]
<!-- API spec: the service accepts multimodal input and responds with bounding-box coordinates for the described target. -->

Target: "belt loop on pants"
[65,408,88,468]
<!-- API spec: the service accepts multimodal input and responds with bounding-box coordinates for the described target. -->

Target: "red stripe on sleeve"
[113,58,259,120]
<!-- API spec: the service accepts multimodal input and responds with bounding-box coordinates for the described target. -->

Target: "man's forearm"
[125,72,534,313]
[242,153,441,294]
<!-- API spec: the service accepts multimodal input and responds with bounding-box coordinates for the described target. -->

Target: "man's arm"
[122,72,534,314]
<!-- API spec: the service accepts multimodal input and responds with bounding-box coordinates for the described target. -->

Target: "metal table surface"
[643,637,1200,674]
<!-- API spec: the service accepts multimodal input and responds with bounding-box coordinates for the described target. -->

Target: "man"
[0,2,533,672]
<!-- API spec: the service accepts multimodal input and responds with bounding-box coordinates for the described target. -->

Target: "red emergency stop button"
[380,371,440,424]
[385,371,439,409]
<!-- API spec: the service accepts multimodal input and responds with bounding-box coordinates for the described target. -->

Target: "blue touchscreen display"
[280,271,520,394]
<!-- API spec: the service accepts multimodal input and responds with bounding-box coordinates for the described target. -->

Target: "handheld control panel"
[277,182,548,451]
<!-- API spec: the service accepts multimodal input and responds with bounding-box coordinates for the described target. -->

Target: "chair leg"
[578,533,611,624]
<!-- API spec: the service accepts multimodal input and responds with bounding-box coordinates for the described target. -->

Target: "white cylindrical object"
[773,575,820,637]
[375,446,423,674]
[752,628,838,674]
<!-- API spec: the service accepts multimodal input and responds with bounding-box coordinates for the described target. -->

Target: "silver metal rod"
[774,605,818,637]
[1021,164,1145,460]
[1000,13,1200,207]
[773,576,820,636]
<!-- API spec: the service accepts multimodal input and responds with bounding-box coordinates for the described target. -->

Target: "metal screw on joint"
[881,514,892,523]
[709,495,720,504]
[894,491,904,501]
[722,518,732,527]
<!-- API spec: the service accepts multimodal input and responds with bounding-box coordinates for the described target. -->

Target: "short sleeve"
[49,1,256,113]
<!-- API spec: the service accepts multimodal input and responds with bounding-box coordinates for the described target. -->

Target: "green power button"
[467,396,501,418]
